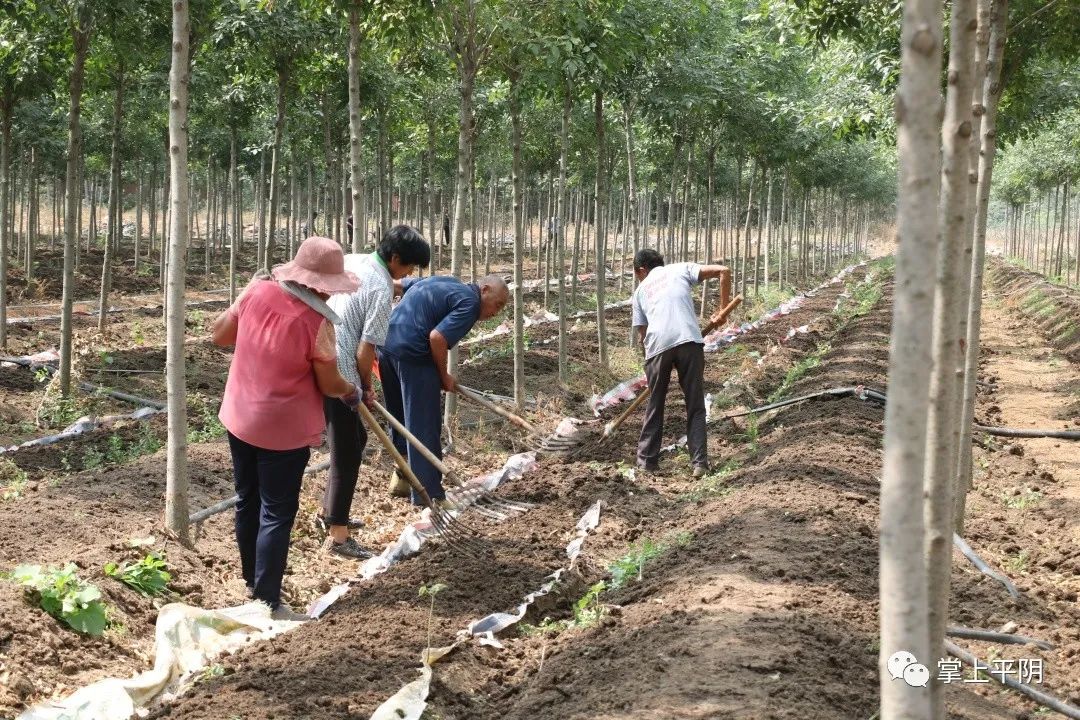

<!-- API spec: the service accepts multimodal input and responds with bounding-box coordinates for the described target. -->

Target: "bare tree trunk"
[739,160,756,297]
[925,4,978,715]
[700,145,715,319]
[265,66,287,268]
[446,0,479,423]
[59,6,91,398]
[879,0,944,716]
[229,129,239,303]
[98,70,124,332]
[593,89,609,370]
[623,104,640,304]
[165,0,192,543]
[510,69,525,409]
[955,0,1008,531]
[0,95,11,348]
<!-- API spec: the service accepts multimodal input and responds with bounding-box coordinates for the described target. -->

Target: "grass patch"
[1002,488,1042,511]
[742,286,797,324]
[766,341,832,404]
[187,393,226,444]
[0,458,29,501]
[684,458,741,501]
[608,532,692,590]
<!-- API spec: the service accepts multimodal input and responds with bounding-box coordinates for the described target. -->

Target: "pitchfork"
[370,399,534,521]
[354,402,483,550]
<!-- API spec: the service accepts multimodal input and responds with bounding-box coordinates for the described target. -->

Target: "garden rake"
[354,402,483,551]
[371,400,534,521]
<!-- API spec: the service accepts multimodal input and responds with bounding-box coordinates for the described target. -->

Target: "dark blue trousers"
[227,432,310,609]
[378,350,445,504]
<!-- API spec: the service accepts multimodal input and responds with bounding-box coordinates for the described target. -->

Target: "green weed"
[419,582,447,665]
[571,581,607,627]
[0,458,29,501]
[684,458,742,502]
[104,553,171,597]
[766,342,832,404]
[1006,550,1030,574]
[8,563,110,635]
[187,394,226,443]
[1003,488,1042,511]
[609,532,692,590]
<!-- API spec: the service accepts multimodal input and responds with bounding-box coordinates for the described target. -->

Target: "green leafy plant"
[33,367,51,384]
[9,563,109,635]
[767,342,832,404]
[104,553,171,596]
[130,322,146,345]
[571,581,607,627]
[684,458,741,502]
[419,582,447,665]
[1006,551,1030,574]
[1003,488,1042,511]
[82,445,106,470]
[609,532,693,589]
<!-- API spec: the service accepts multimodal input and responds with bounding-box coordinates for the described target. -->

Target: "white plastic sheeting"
[17,602,305,720]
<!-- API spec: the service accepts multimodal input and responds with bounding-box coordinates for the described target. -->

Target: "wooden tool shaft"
[372,400,456,479]
[458,385,537,433]
[354,402,435,509]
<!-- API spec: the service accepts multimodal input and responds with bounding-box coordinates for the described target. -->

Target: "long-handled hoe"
[354,402,484,550]
[370,399,534,520]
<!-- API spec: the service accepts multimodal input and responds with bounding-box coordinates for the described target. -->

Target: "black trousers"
[638,341,708,470]
[227,432,310,609]
[323,396,368,525]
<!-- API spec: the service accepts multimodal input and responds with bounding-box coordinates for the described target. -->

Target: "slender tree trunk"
[265,66,287,267]
[59,6,91,398]
[879,0,944,716]
[623,103,640,305]
[229,129,239,303]
[446,0,478,422]
[925,5,978,716]
[555,91,570,377]
[593,89,609,370]
[0,95,12,348]
[165,0,192,543]
[700,145,715,319]
[98,69,124,332]
[740,160,756,297]
[955,0,1008,531]
[510,69,525,409]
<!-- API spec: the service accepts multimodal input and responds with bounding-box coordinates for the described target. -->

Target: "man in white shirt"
[631,249,731,477]
[322,225,430,559]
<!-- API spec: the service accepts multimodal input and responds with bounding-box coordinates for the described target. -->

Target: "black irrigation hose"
[727,386,1080,441]
[974,425,1080,440]
[723,386,886,418]
[945,626,1054,651]
[945,640,1080,719]
[2,356,167,410]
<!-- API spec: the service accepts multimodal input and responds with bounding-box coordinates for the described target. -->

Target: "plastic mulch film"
[368,500,604,720]
[17,602,306,720]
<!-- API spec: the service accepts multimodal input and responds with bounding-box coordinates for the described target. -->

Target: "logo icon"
[887,651,930,688]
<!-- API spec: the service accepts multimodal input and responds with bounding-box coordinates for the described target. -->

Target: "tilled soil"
[141,264,875,720]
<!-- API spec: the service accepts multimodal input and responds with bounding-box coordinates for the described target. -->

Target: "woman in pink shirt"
[212,236,361,621]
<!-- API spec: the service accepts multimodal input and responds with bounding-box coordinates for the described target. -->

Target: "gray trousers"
[638,341,708,470]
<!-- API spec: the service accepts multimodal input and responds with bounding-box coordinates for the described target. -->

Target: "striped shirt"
[327,252,394,387]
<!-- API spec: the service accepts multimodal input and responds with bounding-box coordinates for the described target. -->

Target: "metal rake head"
[426,501,488,553]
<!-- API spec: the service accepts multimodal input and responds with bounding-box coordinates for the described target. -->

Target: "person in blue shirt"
[380,273,509,505]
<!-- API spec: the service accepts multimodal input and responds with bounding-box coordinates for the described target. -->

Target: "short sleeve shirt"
[631,262,703,360]
[219,280,336,450]
[383,276,481,361]
[327,252,394,386]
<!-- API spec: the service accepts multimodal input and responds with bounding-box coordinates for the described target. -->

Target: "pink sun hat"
[272,236,359,295]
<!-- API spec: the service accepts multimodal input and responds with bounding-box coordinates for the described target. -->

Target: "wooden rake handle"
[702,294,744,337]
[371,399,458,483]
[457,385,538,434]
[353,401,436,510]
[603,385,652,440]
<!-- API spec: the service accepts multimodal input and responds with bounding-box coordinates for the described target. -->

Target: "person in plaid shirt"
[322,225,430,559]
